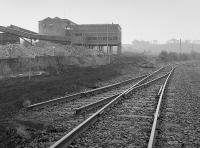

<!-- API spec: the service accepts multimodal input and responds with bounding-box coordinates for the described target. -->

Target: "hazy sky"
[1,0,200,43]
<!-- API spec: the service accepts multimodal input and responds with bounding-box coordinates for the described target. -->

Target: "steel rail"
[74,93,119,115]
[80,73,148,95]
[28,65,170,109]
[157,85,163,96]
[74,72,170,115]
[155,84,163,99]
[28,65,172,110]
[27,73,149,109]
[50,66,172,148]
[147,67,175,148]
[125,64,171,95]
[27,72,156,110]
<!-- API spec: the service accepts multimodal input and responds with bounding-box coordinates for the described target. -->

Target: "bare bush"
[158,50,200,62]
[0,62,12,77]
[22,99,31,107]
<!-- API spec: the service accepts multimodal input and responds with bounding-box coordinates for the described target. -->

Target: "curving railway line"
[26,65,170,110]
[150,63,200,148]
[48,65,175,148]
[16,64,175,147]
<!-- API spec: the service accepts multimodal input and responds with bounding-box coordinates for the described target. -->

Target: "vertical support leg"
[99,46,103,55]
[110,46,113,55]
[103,46,106,56]
[110,46,113,62]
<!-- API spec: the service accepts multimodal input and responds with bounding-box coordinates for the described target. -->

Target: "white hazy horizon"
[1,0,200,44]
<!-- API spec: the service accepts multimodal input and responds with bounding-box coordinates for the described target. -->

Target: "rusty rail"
[50,65,171,148]
[75,72,170,115]
[27,73,153,109]
[147,67,175,148]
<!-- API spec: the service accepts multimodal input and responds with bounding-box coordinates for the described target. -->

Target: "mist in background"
[1,0,200,44]
[123,39,200,55]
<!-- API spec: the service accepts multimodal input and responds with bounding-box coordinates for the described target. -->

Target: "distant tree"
[0,63,11,78]
[179,53,190,61]
[168,52,179,61]
[190,50,197,59]
[158,50,168,62]
[184,40,191,44]
[6,44,15,58]
[132,40,140,45]
[54,51,66,73]
[166,38,179,44]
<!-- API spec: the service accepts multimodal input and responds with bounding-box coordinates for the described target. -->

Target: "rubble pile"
[35,41,98,57]
[0,44,34,58]
[0,42,99,58]
[0,42,109,74]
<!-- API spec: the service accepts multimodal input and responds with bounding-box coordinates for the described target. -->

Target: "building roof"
[39,17,77,25]
[78,24,120,26]
[8,25,38,34]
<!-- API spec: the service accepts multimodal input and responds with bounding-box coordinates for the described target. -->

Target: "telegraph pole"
[179,38,182,54]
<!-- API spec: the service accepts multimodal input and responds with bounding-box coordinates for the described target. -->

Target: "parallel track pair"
[37,65,174,148]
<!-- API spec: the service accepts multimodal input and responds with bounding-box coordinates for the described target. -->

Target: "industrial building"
[39,17,122,54]
[0,17,122,55]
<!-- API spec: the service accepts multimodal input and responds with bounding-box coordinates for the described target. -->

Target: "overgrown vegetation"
[158,50,200,62]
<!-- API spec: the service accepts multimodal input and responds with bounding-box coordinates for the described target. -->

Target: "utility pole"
[179,38,182,54]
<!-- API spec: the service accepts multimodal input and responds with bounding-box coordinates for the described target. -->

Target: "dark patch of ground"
[0,64,121,119]
[0,55,156,148]
[0,55,153,118]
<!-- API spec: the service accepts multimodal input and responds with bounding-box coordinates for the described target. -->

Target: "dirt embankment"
[0,54,156,147]
[0,55,155,117]
[0,42,110,78]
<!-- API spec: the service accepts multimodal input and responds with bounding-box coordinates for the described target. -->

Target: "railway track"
[15,65,172,147]
[26,65,170,110]
[151,64,200,148]
[147,67,175,148]
[27,73,149,110]
[42,65,174,148]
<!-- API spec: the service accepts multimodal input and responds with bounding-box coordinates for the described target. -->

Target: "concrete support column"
[98,46,101,55]
[107,46,109,55]
[102,46,105,56]
[99,46,102,50]
[108,46,113,63]
[110,46,113,55]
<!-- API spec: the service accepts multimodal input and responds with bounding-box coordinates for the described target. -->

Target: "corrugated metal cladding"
[0,33,20,45]
[38,17,121,46]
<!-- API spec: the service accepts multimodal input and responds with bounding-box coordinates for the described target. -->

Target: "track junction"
[15,64,180,147]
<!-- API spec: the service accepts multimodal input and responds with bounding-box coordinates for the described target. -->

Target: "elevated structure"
[0,17,122,55]
[39,17,122,55]
[8,25,38,34]
[0,33,20,45]
[0,25,71,44]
